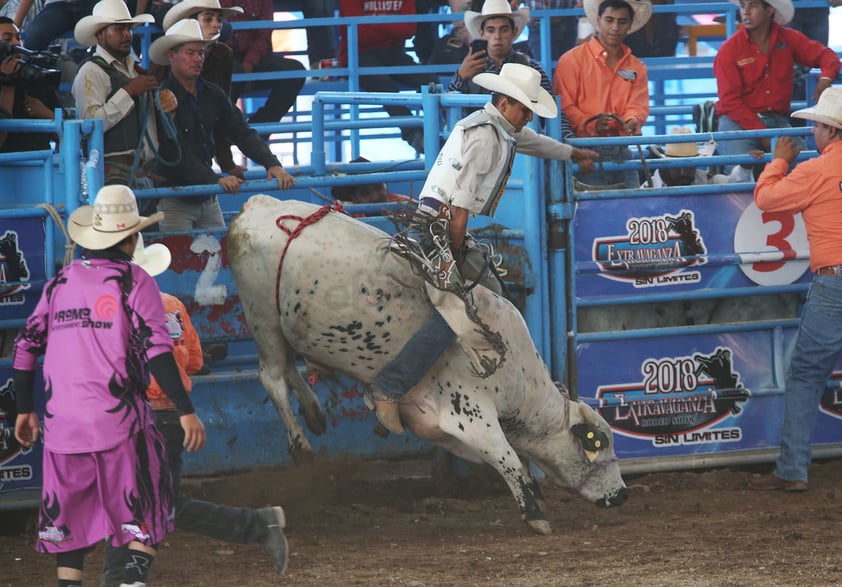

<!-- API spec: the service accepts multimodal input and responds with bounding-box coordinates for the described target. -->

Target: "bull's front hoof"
[526,519,552,536]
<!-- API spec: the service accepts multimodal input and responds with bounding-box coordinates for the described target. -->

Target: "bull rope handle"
[273,202,346,314]
[583,113,653,187]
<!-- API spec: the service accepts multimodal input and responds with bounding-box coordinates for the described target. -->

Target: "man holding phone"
[448,0,571,134]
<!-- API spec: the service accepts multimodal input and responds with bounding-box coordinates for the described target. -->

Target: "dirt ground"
[3,455,842,586]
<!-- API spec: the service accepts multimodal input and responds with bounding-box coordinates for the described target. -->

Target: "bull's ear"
[572,423,609,453]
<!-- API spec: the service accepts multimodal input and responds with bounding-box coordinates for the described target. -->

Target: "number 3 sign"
[733,201,810,286]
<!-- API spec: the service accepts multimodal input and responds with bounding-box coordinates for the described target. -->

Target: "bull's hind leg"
[284,354,327,435]
[252,323,318,463]
[435,394,551,535]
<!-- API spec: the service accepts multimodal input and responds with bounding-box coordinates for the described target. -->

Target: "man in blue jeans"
[101,236,289,586]
[750,88,842,492]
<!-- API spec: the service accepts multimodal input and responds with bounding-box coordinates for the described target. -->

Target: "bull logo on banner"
[0,230,31,305]
[592,210,706,288]
[0,378,22,464]
[596,347,750,446]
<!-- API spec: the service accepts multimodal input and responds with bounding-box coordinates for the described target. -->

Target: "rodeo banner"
[572,189,842,461]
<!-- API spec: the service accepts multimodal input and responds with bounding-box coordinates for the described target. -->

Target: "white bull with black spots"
[227,196,628,534]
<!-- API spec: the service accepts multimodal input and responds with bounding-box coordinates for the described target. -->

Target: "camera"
[0,41,61,89]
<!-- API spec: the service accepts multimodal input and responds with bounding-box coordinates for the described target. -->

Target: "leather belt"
[420,197,443,212]
[816,265,842,276]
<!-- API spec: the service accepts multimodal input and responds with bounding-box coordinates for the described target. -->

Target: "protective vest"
[420,108,517,217]
[90,56,143,156]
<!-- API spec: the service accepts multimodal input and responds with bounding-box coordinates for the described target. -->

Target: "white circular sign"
[734,201,810,286]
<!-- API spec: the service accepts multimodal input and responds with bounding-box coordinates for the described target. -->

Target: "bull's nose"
[596,486,628,508]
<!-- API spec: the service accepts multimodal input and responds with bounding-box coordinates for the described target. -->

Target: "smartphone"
[470,39,488,54]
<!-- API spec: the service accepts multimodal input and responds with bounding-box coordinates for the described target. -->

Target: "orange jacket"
[146,293,203,411]
[755,141,842,272]
[554,37,649,137]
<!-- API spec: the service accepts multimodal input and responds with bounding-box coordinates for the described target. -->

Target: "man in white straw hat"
[100,235,289,582]
[367,62,598,435]
[72,0,172,204]
[448,0,553,115]
[149,19,295,231]
[13,184,206,586]
[554,0,653,189]
[714,0,840,169]
[750,86,842,493]
[153,0,246,179]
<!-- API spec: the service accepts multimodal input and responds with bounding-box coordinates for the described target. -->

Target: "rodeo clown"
[369,62,598,435]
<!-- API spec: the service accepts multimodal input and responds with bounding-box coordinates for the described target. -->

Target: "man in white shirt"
[370,63,597,435]
[72,0,172,213]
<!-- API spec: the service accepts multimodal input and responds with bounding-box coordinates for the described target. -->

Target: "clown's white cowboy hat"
[132,233,172,277]
[464,0,530,40]
[792,86,842,130]
[474,63,557,118]
[651,127,717,158]
[162,0,243,32]
[728,0,794,25]
[74,0,154,47]
[150,19,215,65]
[584,0,653,35]
[69,185,164,251]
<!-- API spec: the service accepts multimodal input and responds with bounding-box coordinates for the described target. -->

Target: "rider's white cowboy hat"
[464,0,529,40]
[728,0,794,25]
[584,0,653,35]
[651,127,717,158]
[74,0,154,47]
[792,86,842,130]
[150,19,216,65]
[162,0,243,32]
[474,63,558,119]
[69,185,164,251]
[132,233,172,277]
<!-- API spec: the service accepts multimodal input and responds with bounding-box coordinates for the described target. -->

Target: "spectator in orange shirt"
[553,0,652,189]
[750,87,842,493]
[713,0,839,168]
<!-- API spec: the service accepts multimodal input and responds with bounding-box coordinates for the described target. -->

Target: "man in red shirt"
[338,0,439,153]
[713,0,839,163]
[222,0,306,125]
[750,87,842,492]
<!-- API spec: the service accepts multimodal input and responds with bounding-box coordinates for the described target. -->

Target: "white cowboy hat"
[728,0,794,25]
[162,0,243,32]
[132,233,172,277]
[69,185,164,251]
[792,86,842,130]
[651,127,717,158]
[584,0,653,35]
[74,0,154,47]
[464,0,530,40]
[150,19,215,65]
[474,63,557,119]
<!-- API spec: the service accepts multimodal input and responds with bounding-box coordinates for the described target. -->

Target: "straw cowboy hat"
[132,233,172,277]
[74,0,154,47]
[162,0,243,32]
[464,0,530,40]
[68,184,164,251]
[474,62,558,118]
[584,0,653,35]
[792,86,842,130]
[150,19,215,65]
[651,127,717,158]
[728,0,794,25]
